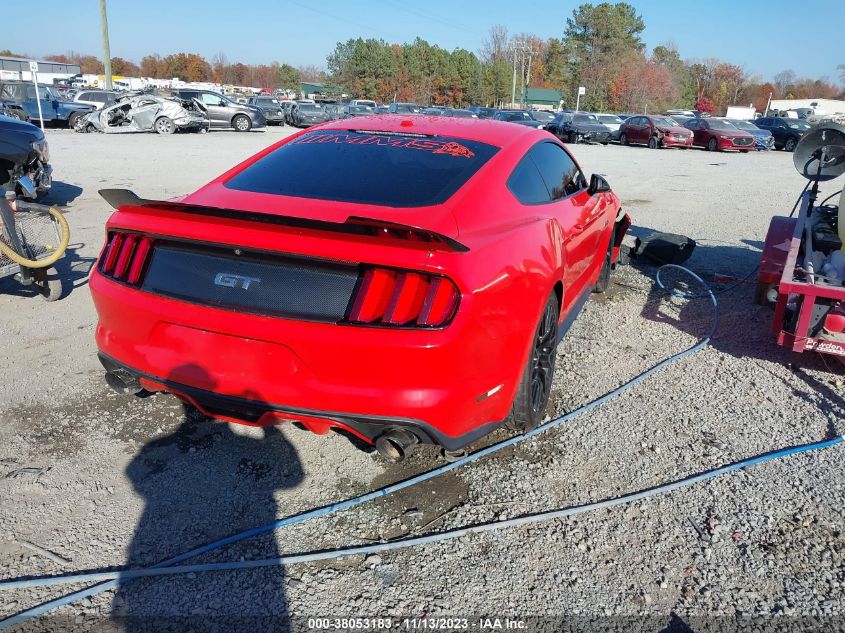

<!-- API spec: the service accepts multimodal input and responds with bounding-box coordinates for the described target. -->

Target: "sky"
[7,0,845,84]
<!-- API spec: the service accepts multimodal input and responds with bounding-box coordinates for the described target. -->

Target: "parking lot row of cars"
[0,77,815,151]
[469,107,811,153]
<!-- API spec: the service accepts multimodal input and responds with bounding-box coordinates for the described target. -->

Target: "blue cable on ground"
[2,435,840,590]
[0,265,722,628]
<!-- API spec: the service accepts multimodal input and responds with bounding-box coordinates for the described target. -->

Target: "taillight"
[100,232,154,285]
[348,266,459,328]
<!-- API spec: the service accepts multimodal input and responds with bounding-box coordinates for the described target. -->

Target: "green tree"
[562,2,645,109]
[276,64,301,91]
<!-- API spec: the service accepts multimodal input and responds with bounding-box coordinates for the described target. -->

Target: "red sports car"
[91,116,630,460]
[683,117,755,152]
[619,115,693,149]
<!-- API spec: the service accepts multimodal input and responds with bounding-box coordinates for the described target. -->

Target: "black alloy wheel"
[530,299,558,414]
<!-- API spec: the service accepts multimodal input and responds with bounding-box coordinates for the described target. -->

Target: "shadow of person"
[113,365,304,632]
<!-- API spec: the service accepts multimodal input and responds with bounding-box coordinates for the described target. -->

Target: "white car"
[594,113,624,140]
[73,90,118,110]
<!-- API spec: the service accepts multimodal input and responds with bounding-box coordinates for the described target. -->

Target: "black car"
[0,113,52,199]
[546,112,612,144]
[491,110,544,128]
[752,117,811,152]
[246,96,286,125]
[528,110,556,127]
[468,106,496,119]
[387,103,423,114]
[291,102,330,127]
[340,104,375,118]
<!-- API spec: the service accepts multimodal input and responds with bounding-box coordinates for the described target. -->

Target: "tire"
[67,112,82,129]
[154,116,175,135]
[620,133,628,146]
[648,136,659,149]
[233,114,251,132]
[34,267,63,302]
[784,137,797,152]
[506,292,559,433]
[707,137,718,152]
[593,228,615,294]
[740,150,750,154]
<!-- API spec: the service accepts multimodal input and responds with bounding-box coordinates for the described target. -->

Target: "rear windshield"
[225,129,499,207]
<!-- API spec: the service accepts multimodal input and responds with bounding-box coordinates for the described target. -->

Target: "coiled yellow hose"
[0,206,70,268]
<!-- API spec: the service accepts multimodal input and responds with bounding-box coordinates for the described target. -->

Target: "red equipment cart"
[757,124,845,359]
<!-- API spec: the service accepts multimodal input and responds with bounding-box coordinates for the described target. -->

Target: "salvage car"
[0,80,93,128]
[340,104,376,118]
[619,115,693,149]
[0,101,29,122]
[546,112,611,144]
[75,93,208,135]
[90,115,629,461]
[172,89,265,132]
[468,106,497,119]
[683,117,755,152]
[246,96,286,125]
[492,110,545,129]
[594,113,624,140]
[387,102,423,114]
[0,113,51,199]
[290,102,330,127]
[724,119,774,150]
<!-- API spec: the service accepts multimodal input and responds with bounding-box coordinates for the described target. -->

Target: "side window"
[77,92,91,101]
[200,93,220,106]
[507,156,550,205]
[687,120,698,129]
[530,142,586,200]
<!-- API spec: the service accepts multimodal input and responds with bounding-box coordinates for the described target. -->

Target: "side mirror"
[588,173,611,195]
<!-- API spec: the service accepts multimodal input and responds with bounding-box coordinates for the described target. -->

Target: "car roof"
[317,113,543,148]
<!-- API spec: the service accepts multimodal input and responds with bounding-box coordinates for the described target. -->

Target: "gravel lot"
[0,126,843,632]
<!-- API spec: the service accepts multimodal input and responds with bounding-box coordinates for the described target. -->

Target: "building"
[523,87,564,110]
[0,55,81,84]
[769,98,845,115]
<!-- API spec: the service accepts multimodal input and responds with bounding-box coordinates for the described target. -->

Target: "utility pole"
[524,49,534,107]
[99,0,113,90]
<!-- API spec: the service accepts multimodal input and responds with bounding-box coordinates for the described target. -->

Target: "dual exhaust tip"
[106,368,420,463]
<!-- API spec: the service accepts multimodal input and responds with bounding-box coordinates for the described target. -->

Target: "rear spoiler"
[99,189,468,253]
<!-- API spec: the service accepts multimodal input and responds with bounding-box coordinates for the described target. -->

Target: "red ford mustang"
[91,116,630,460]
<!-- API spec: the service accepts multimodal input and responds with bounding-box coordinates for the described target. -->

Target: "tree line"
[3,2,843,114]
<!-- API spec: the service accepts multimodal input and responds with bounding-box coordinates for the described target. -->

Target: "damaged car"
[75,93,208,135]
[0,113,52,199]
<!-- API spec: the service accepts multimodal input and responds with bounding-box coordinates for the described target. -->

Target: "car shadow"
[113,364,304,631]
[42,181,83,206]
[628,225,843,418]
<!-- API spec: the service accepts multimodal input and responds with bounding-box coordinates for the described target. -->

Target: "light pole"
[100,0,113,90]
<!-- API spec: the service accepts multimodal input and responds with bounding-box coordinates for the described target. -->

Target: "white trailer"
[725,105,756,120]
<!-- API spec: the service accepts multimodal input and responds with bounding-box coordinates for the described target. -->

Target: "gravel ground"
[0,126,843,633]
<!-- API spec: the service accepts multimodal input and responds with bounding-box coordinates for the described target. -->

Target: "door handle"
[572,224,585,234]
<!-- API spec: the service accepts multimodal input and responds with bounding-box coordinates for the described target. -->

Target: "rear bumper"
[98,353,502,450]
[90,267,517,449]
